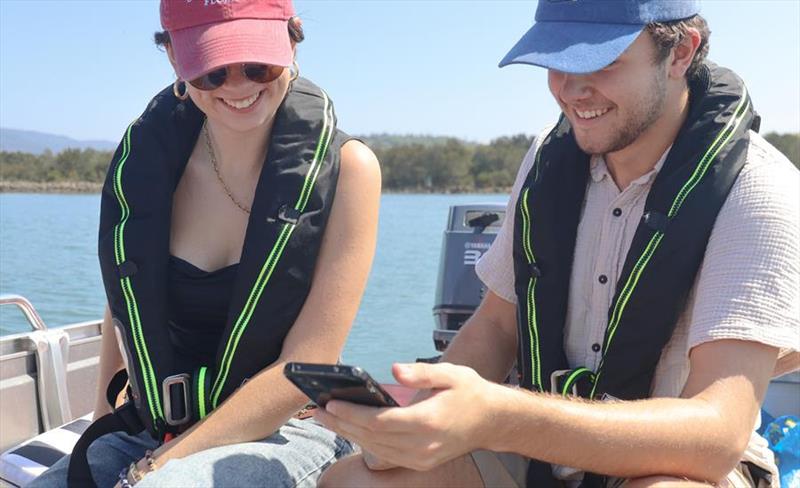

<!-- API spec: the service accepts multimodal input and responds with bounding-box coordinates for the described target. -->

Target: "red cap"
[160,0,295,82]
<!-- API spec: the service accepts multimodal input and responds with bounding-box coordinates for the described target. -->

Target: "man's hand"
[314,362,497,472]
[361,382,437,471]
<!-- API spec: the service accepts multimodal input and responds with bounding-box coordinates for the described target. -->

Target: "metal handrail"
[0,294,48,331]
[0,294,75,429]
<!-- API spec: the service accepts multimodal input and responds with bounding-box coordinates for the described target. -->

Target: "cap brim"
[499,21,644,74]
[170,18,293,82]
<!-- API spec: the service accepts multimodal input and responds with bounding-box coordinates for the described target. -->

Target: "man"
[316,1,799,486]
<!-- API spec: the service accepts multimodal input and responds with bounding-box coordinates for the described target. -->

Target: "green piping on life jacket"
[589,86,751,398]
[210,91,335,407]
[112,122,164,423]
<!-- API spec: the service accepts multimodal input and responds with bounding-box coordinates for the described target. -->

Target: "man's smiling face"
[547,31,670,156]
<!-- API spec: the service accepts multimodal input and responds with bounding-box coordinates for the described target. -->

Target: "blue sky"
[1,0,798,143]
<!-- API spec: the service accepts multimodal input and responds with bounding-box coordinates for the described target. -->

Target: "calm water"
[0,192,505,382]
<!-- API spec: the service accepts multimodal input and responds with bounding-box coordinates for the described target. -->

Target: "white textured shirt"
[475,127,800,477]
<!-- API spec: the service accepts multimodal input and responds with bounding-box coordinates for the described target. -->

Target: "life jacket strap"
[106,368,129,406]
[104,369,147,433]
[580,473,607,488]
[67,367,212,487]
[192,365,212,421]
[67,402,145,488]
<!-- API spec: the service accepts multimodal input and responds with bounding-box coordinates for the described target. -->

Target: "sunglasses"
[188,63,285,91]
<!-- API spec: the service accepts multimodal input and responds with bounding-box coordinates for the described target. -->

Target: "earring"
[173,79,189,100]
[289,60,300,82]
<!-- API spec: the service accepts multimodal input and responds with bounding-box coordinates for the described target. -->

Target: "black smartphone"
[283,362,399,407]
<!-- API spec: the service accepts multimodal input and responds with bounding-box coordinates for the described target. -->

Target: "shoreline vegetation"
[1,133,797,194]
[0,181,509,195]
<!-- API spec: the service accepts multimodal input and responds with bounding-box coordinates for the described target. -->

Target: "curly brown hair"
[154,16,304,48]
[646,15,710,79]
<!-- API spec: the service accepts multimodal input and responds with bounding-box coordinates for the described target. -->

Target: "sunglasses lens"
[189,67,227,91]
[206,68,227,88]
[188,64,284,90]
[244,64,284,83]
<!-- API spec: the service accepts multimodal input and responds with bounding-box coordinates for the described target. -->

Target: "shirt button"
[613,208,622,217]
[592,343,601,353]
[598,274,608,284]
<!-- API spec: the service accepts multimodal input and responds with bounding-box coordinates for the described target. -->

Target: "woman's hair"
[154,16,305,48]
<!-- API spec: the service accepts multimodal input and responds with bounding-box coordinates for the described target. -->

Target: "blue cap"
[499,0,701,73]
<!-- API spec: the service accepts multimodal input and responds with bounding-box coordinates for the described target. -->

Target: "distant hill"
[0,128,117,154]
[0,128,453,154]
[358,133,478,151]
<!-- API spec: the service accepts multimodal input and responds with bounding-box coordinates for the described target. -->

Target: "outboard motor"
[433,203,506,351]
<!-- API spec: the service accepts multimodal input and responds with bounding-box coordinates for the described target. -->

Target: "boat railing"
[0,294,48,331]
[0,295,73,435]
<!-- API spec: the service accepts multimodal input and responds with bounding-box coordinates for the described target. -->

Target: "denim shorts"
[28,418,353,488]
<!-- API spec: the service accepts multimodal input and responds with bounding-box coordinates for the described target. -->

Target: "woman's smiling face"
[186,64,291,133]
[168,45,291,133]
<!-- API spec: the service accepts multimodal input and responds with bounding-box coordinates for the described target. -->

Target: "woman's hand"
[314,362,498,472]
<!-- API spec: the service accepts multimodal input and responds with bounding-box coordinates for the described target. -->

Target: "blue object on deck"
[761,414,799,488]
[758,409,775,436]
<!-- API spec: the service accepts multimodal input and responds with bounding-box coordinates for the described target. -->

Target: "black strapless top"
[167,255,238,366]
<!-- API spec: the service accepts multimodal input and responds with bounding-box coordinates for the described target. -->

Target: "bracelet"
[118,452,158,487]
[127,461,145,484]
[144,450,158,472]
[118,467,133,488]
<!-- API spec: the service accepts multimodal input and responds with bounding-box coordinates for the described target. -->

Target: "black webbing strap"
[527,460,564,488]
[106,369,129,407]
[67,407,141,487]
[580,473,606,488]
[67,371,146,487]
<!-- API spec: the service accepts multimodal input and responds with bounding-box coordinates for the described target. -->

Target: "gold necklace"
[202,121,252,214]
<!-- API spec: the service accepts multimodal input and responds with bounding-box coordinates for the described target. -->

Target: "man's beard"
[578,69,668,155]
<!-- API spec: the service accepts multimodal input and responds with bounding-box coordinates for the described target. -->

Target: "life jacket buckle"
[162,374,191,427]
[550,369,578,396]
[277,204,301,225]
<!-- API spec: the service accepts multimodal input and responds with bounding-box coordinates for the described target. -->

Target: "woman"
[30,0,380,486]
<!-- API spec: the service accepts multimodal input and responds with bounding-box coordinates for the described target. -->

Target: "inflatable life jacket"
[68,78,343,486]
[511,63,759,487]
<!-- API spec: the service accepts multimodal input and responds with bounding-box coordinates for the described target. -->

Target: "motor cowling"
[432,203,506,351]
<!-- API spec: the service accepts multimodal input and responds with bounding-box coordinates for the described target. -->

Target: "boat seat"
[0,413,91,487]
